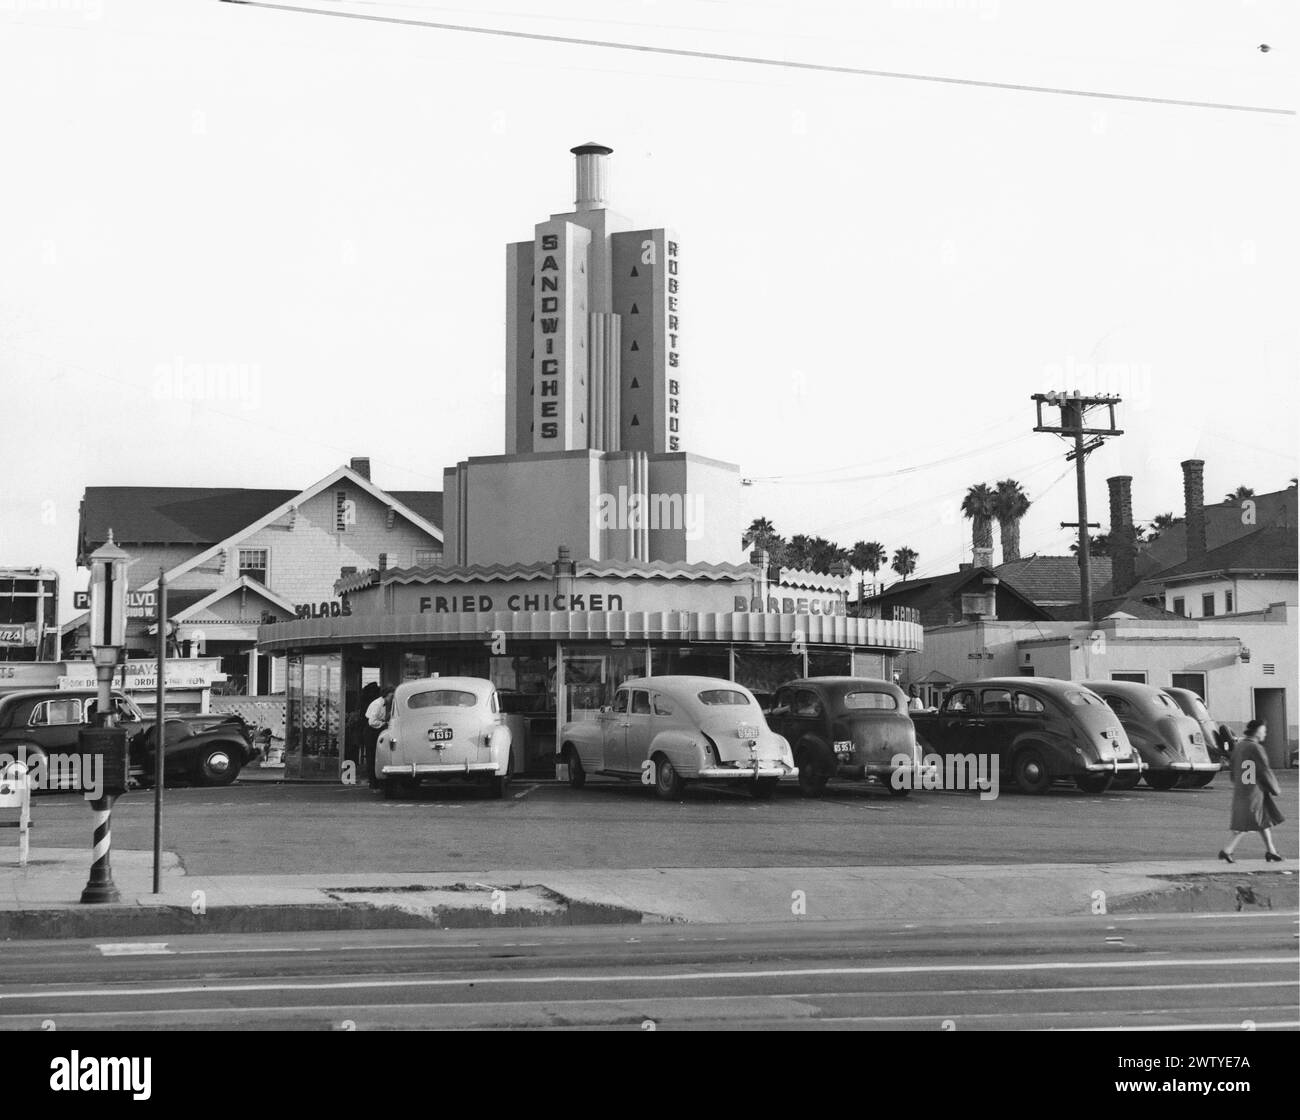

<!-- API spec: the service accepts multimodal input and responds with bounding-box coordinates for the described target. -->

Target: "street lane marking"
[175,947,324,955]
[1071,1022,1300,1031]
[95,943,173,957]
[6,955,1293,1000]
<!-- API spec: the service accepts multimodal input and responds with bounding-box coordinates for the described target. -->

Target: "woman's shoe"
[1218,850,1234,863]
[1265,851,1284,863]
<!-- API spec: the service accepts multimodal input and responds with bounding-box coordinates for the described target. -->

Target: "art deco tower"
[504,143,682,456]
[442,144,737,568]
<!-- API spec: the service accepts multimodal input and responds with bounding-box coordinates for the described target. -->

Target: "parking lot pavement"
[0,772,1294,937]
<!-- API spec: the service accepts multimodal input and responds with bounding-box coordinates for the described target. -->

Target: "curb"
[0,896,645,940]
[1112,870,1298,914]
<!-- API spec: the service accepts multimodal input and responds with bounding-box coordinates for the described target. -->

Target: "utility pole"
[1032,392,1123,622]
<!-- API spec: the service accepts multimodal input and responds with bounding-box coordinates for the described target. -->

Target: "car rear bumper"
[1084,760,1145,772]
[1164,761,1221,772]
[697,764,794,780]
[381,762,499,777]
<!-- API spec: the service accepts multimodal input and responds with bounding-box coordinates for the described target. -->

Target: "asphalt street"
[0,912,1294,1030]
[15,771,1298,876]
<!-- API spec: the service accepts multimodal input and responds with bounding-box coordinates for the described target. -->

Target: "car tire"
[1144,770,1179,791]
[1189,771,1216,789]
[795,744,829,798]
[1075,774,1113,794]
[1110,770,1141,791]
[751,777,779,800]
[1013,747,1053,795]
[196,744,241,787]
[653,753,685,800]
[490,753,513,799]
[565,745,586,789]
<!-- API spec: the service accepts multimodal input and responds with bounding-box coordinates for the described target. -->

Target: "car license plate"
[834,740,854,758]
[427,727,453,743]
[736,724,759,740]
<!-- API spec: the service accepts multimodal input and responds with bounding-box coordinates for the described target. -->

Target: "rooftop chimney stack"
[571,142,613,212]
[349,457,371,481]
[1107,475,1136,596]
[1181,459,1206,562]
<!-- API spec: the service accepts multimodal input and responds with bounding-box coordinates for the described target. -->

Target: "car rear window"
[843,691,898,711]
[697,689,751,706]
[1188,697,1211,721]
[1154,693,1181,713]
[1067,691,1105,707]
[1014,693,1045,714]
[408,689,478,709]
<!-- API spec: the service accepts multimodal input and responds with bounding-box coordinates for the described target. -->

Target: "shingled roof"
[1154,523,1297,582]
[78,483,444,564]
[995,555,1113,606]
[79,487,297,557]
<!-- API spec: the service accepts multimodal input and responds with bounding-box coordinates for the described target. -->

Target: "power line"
[218,2,1294,116]
[748,430,1036,486]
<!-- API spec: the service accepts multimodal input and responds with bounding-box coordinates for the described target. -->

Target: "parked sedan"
[1081,680,1219,790]
[560,676,795,800]
[0,688,258,788]
[911,677,1142,794]
[1162,687,1233,782]
[376,677,513,799]
[766,677,924,797]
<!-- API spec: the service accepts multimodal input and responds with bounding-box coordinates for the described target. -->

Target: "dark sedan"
[1082,680,1219,791]
[0,689,258,788]
[766,677,924,797]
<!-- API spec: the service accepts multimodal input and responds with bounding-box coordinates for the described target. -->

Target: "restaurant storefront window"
[808,649,853,678]
[732,645,805,700]
[285,651,343,780]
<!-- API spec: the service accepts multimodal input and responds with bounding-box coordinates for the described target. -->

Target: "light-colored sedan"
[560,676,795,800]
[376,677,513,799]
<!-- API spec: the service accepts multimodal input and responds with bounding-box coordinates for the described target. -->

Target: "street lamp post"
[80,531,130,904]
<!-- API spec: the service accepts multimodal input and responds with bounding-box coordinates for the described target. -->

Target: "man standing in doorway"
[365,685,395,789]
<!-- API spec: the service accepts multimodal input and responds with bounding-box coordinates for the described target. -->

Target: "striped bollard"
[80,794,121,904]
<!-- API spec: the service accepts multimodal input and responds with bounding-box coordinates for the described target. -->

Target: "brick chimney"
[1107,475,1136,596]
[349,457,371,481]
[1181,459,1206,562]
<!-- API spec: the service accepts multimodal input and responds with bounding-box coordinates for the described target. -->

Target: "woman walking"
[1219,720,1285,863]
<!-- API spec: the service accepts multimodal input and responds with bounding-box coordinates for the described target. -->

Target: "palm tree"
[742,516,786,567]
[1070,532,1115,558]
[851,540,887,579]
[961,483,996,556]
[891,546,918,581]
[1147,511,1177,543]
[992,478,1032,564]
[785,534,815,570]
[1225,485,1255,504]
[742,517,776,552]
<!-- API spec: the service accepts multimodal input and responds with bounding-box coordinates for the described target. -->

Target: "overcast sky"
[1,0,1295,610]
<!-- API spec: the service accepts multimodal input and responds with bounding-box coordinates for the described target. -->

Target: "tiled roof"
[1153,523,1297,581]
[995,555,1113,605]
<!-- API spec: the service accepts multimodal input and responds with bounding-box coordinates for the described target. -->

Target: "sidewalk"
[1,846,1294,938]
